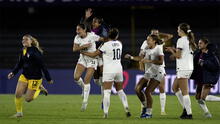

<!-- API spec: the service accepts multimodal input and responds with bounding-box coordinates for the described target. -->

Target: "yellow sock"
[33,89,41,99]
[15,97,23,113]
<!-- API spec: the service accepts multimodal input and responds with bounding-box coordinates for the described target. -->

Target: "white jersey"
[176,36,193,70]
[142,44,165,74]
[74,32,100,68]
[74,32,100,53]
[140,41,165,67]
[99,40,123,73]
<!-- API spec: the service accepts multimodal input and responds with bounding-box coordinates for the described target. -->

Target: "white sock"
[118,90,129,112]
[75,78,84,88]
[206,95,220,101]
[146,108,152,115]
[198,99,209,113]
[94,79,100,86]
[160,93,166,112]
[103,90,111,114]
[175,90,184,108]
[83,84,90,103]
[141,101,147,108]
[99,77,103,85]
[101,86,104,100]
[183,95,192,115]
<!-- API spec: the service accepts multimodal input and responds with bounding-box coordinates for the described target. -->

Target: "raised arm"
[159,32,173,43]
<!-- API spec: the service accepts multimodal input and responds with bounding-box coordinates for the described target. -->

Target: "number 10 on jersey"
[113,49,121,60]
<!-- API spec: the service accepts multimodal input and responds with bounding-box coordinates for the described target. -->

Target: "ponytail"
[179,23,197,51]
[187,31,197,51]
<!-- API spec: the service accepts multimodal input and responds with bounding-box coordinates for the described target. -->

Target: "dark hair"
[77,23,87,31]
[93,17,104,24]
[108,28,119,39]
[179,23,197,51]
[200,37,209,44]
[149,34,162,45]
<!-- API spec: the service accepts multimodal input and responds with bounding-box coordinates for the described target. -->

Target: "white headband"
[187,30,192,33]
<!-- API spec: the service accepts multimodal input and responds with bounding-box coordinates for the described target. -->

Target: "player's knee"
[25,97,33,102]
[74,76,80,81]
[135,86,141,94]
[15,93,22,98]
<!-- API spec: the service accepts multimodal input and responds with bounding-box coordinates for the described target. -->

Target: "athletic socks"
[75,78,84,88]
[103,90,111,114]
[160,93,166,112]
[83,84,90,103]
[118,90,129,112]
[175,90,184,108]
[15,97,23,113]
[183,95,192,115]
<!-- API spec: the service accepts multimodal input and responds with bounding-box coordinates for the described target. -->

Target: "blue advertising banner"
[0,69,219,95]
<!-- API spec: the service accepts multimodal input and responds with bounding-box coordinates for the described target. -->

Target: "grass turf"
[0,94,219,124]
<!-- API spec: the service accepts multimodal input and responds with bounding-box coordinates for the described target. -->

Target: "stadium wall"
[0,69,219,95]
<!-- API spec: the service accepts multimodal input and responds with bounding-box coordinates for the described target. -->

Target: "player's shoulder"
[74,34,81,40]
[178,36,187,42]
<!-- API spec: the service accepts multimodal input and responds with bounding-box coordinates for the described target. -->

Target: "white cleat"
[161,111,167,115]
[204,112,212,118]
[81,102,87,112]
[103,113,108,119]
[10,112,23,118]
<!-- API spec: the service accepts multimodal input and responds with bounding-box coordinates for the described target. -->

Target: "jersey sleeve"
[74,35,80,44]
[177,38,184,50]
[157,45,164,56]
[140,41,147,50]
[91,32,100,42]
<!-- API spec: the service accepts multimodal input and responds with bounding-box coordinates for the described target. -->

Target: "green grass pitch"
[0,94,219,124]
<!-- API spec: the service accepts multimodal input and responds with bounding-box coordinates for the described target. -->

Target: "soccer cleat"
[180,108,187,118]
[161,111,167,115]
[81,102,87,112]
[204,112,212,118]
[126,112,131,117]
[103,113,108,119]
[40,86,48,96]
[140,108,147,118]
[10,112,23,118]
[180,114,193,119]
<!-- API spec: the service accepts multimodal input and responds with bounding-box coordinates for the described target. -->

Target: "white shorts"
[97,56,103,67]
[177,70,193,79]
[144,68,165,82]
[77,55,97,69]
[103,73,123,82]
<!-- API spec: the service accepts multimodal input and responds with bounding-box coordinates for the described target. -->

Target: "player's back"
[101,40,123,73]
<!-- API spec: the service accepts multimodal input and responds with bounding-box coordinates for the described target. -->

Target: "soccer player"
[8,34,53,118]
[166,23,197,119]
[81,28,131,118]
[80,9,109,107]
[125,34,165,118]
[73,23,104,111]
[191,38,220,118]
[139,29,173,115]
